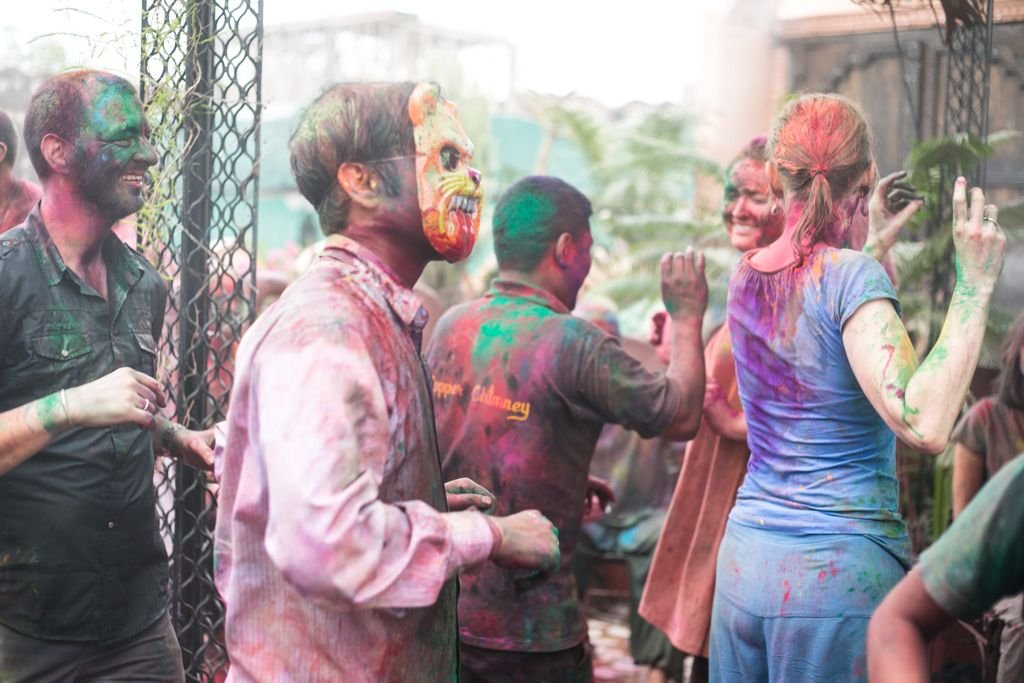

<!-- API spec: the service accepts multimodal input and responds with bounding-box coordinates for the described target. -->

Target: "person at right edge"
[708,92,1006,682]
[946,310,1024,682]
[868,450,1024,682]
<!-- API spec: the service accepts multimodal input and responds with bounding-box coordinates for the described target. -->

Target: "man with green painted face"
[0,70,212,681]
[427,175,709,682]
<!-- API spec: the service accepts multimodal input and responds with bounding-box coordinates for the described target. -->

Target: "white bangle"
[59,389,72,427]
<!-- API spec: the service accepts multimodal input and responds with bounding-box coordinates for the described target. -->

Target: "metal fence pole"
[928,0,996,345]
[139,0,263,678]
[176,0,216,669]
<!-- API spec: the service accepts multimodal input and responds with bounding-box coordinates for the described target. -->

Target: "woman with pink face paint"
[708,93,1006,682]
[639,136,783,683]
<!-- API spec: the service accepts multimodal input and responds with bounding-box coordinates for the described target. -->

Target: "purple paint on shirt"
[427,278,681,653]
[727,246,911,565]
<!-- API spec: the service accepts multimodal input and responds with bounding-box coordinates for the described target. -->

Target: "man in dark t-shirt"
[427,175,708,682]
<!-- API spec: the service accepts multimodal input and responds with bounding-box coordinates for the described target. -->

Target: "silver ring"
[142,398,150,413]
[983,216,1000,228]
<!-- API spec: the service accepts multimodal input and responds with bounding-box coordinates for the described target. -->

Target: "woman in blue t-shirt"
[708,93,1007,682]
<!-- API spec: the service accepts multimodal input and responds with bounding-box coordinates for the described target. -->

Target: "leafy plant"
[584,107,724,334]
[893,130,1021,363]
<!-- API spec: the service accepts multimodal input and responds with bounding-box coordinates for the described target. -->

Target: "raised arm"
[659,248,708,441]
[862,169,925,287]
[842,179,1005,454]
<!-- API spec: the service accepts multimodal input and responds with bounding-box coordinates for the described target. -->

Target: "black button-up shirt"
[0,207,169,642]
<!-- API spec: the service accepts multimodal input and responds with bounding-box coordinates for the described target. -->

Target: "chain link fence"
[138,0,263,679]
[925,0,995,344]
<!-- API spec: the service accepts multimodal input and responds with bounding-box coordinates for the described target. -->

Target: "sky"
[3,0,711,107]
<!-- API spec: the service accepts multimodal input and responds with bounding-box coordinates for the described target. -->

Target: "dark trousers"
[460,641,593,683]
[573,517,684,676]
[0,612,184,682]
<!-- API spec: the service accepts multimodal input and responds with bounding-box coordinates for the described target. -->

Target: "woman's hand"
[951,177,1006,293]
[863,170,923,261]
[702,377,747,442]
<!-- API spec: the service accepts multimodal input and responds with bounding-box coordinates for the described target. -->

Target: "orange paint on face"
[408,83,483,262]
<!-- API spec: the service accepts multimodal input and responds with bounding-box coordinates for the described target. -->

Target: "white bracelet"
[59,389,72,426]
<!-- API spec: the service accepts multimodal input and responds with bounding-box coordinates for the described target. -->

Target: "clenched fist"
[487,509,560,574]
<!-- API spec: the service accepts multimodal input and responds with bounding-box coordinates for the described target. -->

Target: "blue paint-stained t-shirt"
[727,246,911,566]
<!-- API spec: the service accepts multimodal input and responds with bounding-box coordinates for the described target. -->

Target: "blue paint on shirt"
[726,247,911,565]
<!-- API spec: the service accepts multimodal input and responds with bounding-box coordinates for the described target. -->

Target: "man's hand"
[445,477,495,512]
[65,367,166,430]
[582,476,615,523]
[660,248,708,322]
[487,510,560,573]
[164,424,215,471]
[864,170,923,260]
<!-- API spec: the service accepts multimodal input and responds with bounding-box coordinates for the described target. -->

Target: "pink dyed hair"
[768,93,872,253]
[734,135,768,166]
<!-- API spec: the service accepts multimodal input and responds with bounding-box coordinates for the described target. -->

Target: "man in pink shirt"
[213,82,560,682]
[0,111,41,234]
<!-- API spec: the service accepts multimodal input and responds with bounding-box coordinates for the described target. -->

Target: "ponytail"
[768,94,872,256]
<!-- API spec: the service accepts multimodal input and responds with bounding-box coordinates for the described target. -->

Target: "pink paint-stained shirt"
[214,234,496,683]
[0,177,41,234]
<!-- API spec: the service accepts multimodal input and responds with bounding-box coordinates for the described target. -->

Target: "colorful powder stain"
[726,244,911,566]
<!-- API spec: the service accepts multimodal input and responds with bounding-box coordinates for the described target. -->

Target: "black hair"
[492,175,592,272]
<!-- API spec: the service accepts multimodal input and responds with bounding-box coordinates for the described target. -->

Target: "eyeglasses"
[364,154,418,164]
